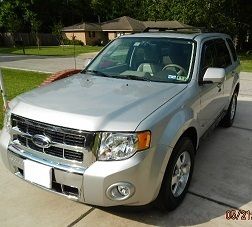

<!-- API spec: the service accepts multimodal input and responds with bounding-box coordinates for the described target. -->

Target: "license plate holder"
[24,160,52,189]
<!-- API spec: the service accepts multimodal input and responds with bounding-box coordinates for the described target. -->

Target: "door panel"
[214,39,234,108]
[224,38,240,108]
[198,40,225,130]
[224,65,235,107]
[199,81,224,129]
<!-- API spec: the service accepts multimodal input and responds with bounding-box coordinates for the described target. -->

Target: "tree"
[24,10,41,50]
[0,1,24,46]
[52,22,64,45]
[0,0,97,33]
[0,0,251,50]
[136,0,239,35]
[91,0,143,21]
[30,16,42,50]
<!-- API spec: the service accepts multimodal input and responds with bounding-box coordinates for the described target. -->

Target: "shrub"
[62,38,84,46]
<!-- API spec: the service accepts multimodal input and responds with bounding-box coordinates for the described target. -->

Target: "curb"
[40,69,81,86]
[0,66,53,74]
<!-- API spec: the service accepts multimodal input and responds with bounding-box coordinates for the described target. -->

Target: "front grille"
[64,149,84,161]
[11,114,95,162]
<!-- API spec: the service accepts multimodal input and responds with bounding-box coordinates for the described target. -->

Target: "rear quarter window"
[226,38,238,61]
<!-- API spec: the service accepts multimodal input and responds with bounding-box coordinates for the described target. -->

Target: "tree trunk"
[36,32,40,50]
[10,32,16,47]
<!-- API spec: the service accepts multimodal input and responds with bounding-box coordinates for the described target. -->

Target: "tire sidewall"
[229,93,238,123]
[220,92,238,127]
[158,137,195,210]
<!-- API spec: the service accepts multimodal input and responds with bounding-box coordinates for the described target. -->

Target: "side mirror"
[83,58,93,68]
[203,67,225,83]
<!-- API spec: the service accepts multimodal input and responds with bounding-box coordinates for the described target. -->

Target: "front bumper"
[7,144,84,201]
[0,128,165,207]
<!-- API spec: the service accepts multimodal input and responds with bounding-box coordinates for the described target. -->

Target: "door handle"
[217,83,222,92]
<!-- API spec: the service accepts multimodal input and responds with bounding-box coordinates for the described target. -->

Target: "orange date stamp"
[226,209,252,220]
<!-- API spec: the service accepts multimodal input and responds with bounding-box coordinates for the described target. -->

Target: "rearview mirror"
[203,68,225,83]
[83,58,93,68]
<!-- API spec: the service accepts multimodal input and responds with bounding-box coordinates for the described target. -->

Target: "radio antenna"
[72,34,77,69]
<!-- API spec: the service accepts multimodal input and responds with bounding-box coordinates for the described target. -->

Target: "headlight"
[4,108,12,131]
[97,131,151,161]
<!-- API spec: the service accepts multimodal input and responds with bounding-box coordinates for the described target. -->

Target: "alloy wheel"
[171,151,191,197]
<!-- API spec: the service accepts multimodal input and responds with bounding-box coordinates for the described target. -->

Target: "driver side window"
[200,41,215,81]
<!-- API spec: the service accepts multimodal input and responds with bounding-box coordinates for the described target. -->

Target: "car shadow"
[95,99,252,226]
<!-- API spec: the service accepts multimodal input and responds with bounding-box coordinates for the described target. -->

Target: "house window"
[88,32,96,38]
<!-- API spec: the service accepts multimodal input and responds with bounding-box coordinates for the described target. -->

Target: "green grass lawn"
[0,68,49,127]
[0,45,102,56]
[239,53,252,72]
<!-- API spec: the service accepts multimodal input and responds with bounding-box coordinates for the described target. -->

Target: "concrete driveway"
[0,53,98,73]
[0,73,252,227]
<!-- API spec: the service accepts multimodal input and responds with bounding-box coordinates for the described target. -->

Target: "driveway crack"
[67,207,95,227]
[232,125,252,132]
[188,191,239,210]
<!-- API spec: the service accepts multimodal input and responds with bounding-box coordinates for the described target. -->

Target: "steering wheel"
[162,64,187,76]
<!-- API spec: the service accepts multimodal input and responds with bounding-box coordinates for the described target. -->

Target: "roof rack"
[143,27,208,33]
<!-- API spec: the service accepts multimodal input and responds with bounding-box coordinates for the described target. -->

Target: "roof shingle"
[101,16,146,31]
[62,16,191,32]
[62,22,102,32]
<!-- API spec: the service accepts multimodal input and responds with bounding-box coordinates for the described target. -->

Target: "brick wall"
[40,69,81,86]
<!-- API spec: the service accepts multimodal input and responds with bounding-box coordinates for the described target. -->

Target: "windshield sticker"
[133,42,141,47]
[167,75,177,80]
[176,76,187,81]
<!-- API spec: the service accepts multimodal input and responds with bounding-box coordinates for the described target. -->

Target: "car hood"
[11,73,187,131]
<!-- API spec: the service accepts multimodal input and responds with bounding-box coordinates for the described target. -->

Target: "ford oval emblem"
[32,134,51,148]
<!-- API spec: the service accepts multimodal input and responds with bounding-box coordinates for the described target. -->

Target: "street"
[0,53,98,73]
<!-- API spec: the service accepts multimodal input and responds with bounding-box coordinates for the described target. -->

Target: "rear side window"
[214,39,232,68]
[226,38,238,61]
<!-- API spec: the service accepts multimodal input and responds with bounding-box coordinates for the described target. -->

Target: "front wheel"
[220,92,238,127]
[156,137,195,211]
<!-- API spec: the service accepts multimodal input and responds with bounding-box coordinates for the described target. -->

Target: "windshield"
[84,37,195,83]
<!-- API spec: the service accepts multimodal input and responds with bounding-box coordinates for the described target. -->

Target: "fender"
[152,108,200,199]
[136,102,200,201]
[158,108,199,149]
[228,66,240,104]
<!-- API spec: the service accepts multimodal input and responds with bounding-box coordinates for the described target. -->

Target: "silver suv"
[0,31,240,211]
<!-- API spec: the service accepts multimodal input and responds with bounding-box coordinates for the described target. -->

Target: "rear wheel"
[156,137,195,211]
[220,92,238,127]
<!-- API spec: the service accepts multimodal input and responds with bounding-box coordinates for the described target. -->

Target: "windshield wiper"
[122,75,150,81]
[83,70,110,78]
[84,70,150,81]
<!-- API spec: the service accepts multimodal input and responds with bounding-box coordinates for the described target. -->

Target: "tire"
[220,92,238,127]
[156,137,195,211]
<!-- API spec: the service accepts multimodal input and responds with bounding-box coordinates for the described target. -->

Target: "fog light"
[117,185,130,196]
[106,182,135,201]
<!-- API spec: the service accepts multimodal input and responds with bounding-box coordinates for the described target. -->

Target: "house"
[62,22,103,45]
[101,16,146,40]
[62,16,191,46]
